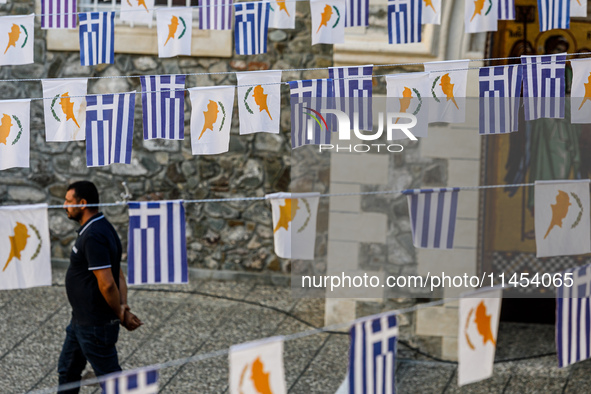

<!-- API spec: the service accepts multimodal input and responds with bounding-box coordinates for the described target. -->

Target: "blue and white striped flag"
[345,0,369,26]
[349,314,398,394]
[521,53,566,120]
[78,12,114,66]
[288,79,335,149]
[234,2,270,55]
[329,65,373,131]
[101,368,159,394]
[127,200,188,285]
[388,0,422,44]
[498,0,515,19]
[557,263,591,368]
[199,0,233,30]
[41,0,77,29]
[403,188,460,249]
[538,0,569,31]
[140,75,185,140]
[85,92,135,167]
[479,65,522,135]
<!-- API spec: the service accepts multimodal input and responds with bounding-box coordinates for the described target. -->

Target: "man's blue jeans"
[57,320,122,393]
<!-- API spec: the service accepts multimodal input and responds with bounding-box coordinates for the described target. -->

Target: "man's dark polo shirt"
[66,212,122,326]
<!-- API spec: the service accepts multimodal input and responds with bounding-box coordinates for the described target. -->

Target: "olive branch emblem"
[485,0,493,16]
[431,76,441,103]
[178,17,187,40]
[29,224,42,260]
[20,25,28,48]
[244,87,254,115]
[570,192,584,229]
[296,198,312,233]
[412,88,422,115]
[50,94,61,122]
[332,6,341,28]
[218,101,226,131]
[11,115,23,145]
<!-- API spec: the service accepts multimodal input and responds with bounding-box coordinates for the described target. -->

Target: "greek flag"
[403,188,460,249]
[140,75,185,140]
[538,0,569,31]
[234,2,270,55]
[521,54,566,120]
[349,314,398,394]
[199,0,233,30]
[41,0,77,29]
[85,92,135,167]
[388,0,422,44]
[288,79,335,149]
[127,201,188,285]
[79,12,114,66]
[479,65,522,135]
[329,65,373,131]
[101,368,158,394]
[498,0,515,19]
[346,0,369,26]
[557,263,591,368]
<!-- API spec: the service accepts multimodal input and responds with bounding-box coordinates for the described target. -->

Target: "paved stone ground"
[2,267,591,393]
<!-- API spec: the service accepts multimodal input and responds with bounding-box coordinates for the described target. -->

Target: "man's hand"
[121,308,143,331]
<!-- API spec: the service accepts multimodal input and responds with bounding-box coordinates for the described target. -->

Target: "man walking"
[58,181,142,393]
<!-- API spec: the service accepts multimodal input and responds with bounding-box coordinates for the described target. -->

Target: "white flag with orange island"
[236,70,282,135]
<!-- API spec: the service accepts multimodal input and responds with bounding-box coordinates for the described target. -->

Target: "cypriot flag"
[121,0,155,25]
[570,58,591,124]
[310,0,346,45]
[266,192,319,260]
[535,180,591,258]
[236,70,282,135]
[269,0,296,29]
[571,0,587,17]
[458,289,502,386]
[0,204,51,290]
[42,79,87,142]
[0,14,34,66]
[156,7,192,58]
[424,59,470,123]
[189,85,235,155]
[386,72,430,139]
[422,0,441,24]
[0,99,30,170]
[229,336,287,394]
[464,0,498,33]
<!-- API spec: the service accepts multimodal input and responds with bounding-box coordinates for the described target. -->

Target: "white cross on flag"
[329,65,374,132]
[388,0,422,44]
[234,2,270,55]
[101,368,159,394]
[156,7,192,58]
[478,65,522,135]
[237,70,282,135]
[386,71,430,138]
[521,53,566,121]
[78,12,115,66]
[0,99,31,171]
[424,59,470,123]
[0,14,34,66]
[140,75,186,140]
[42,78,87,142]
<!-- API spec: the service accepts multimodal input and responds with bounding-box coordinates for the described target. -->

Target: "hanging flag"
[269,0,296,29]
[0,14,34,66]
[121,0,155,25]
[534,180,591,258]
[570,0,587,16]
[101,368,159,394]
[140,75,185,140]
[41,0,77,29]
[458,289,502,386]
[329,65,373,132]
[0,204,51,291]
[234,2,270,55]
[386,72,430,139]
[521,53,565,120]
[422,0,441,24]
[42,78,87,142]
[569,58,591,123]
[199,0,233,30]
[127,200,188,285]
[266,192,319,259]
[85,92,136,167]
[556,263,591,368]
[478,65,522,135]
[538,0,570,31]
[387,0,422,44]
[498,0,515,19]
[288,79,335,149]
[403,187,460,249]
[236,70,282,135]
[465,0,498,33]
[349,314,398,394]
[424,59,470,123]
[0,99,31,171]
[79,12,114,66]
[156,8,193,58]
[310,0,346,45]
[345,0,369,27]
[229,336,287,394]
[189,85,235,155]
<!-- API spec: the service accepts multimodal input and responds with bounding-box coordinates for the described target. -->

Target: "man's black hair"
[67,181,99,206]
